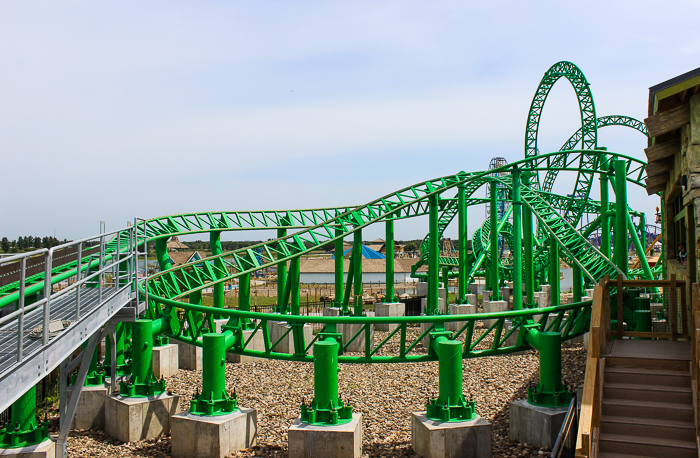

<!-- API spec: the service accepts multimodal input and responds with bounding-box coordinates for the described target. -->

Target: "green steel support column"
[639,213,646,248]
[353,229,363,316]
[573,265,582,303]
[613,160,629,277]
[457,183,468,304]
[239,272,254,328]
[72,342,105,386]
[385,216,397,302]
[290,256,301,316]
[523,173,534,307]
[119,319,166,397]
[600,171,611,259]
[0,385,49,448]
[334,228,344,307]
[105,322,129,376]
[154,237,172,271]
[190,332,237,415]
[549,237,560,306]
[425,335,476,422]
[210,231,225,317]
[428,195,440,315]
[489,181,501,300]
[441,267,449,305]
[525,330,571,408]
[300,338,353,425]
[512,167,523,310]
[342,257,354,315]
[277,227,288,313]
[626,213,654,280]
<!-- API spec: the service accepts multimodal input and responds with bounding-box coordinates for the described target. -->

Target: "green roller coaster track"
[0,61,663,442]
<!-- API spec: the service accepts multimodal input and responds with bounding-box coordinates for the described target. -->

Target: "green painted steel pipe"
[549,237,559,306]
[489,181,501,300]
[342,256,354,314]
[512,168,523,310]
[201,332,232,403]
[131,319,154,384]
[523,172,534,307]
[334,227,344,307]
[353,229,363,316]
[428,195,440,314]
[437,338,462,406]
[290,257,301,315]
[457,183,468,304]
[385,216,396,302]
[573,265,582,303]
[538,332,563,394]
[626,212,653,280]
[154,237,172,271]
[210,231,225,314]
[600,170,611,259]
[11,386,36,432]
[240,272,251,312]
[277,227,288,311]
[613,160,629,277]
[314,339,339,410]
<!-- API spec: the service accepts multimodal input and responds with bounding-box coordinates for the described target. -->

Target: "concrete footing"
[269,321,314,355]
[509,399,568,449]
[374,302,405,331]
[171,407,257,458]
[105,393,181,442]
[340,322,374,353]
[447,304,476,332]
[177,340,203,371]
[421,298,446,315]
[68,384,109,430]
[288,413,362,458]
[213,318,229,333]
[482,300,507,327]
[481,291,492,304]
[227,329,265,363]
[0,439,55,458]
[152,343,179,379]
[417,283,447,303]
[411,412,491,458]
[323,307,342,317]
[464,294,477,306]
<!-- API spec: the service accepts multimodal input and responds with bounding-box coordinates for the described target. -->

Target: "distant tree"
[34,237,42,249]
[42,237,51,249]
[1,237,9,252]
[25,236,33,249]
[17,237,24,250]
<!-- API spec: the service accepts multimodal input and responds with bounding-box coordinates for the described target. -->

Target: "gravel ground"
[57,326,586,457]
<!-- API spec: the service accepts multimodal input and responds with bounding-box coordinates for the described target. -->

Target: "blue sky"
[1,1,697,242]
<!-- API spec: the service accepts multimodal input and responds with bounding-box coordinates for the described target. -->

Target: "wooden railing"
[691,283,699,452]
[604,274,687,340]
[576,279,609,458]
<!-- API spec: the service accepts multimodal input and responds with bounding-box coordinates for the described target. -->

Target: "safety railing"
[691,284,700,449]
[0,224,139,369]
[603,274,687,340]
[553,392,578,458]
[575,280,608,458]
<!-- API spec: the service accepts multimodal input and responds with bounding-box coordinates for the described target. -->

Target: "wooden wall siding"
[644,137,681,162]
[644,103,690,138]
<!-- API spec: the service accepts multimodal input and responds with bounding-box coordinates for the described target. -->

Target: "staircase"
[598,346,697,458]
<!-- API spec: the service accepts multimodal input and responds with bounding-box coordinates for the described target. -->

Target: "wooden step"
[604,366,691,387]
[600,415,695,442]
[599,453,662,458]
[599,432,697,458]
[602,398,694,422]
[606,356,689,372]
[604,382,693,404]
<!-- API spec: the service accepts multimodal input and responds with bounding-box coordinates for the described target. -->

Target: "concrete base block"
[421,298,446,315]
[534,291,548,308]
[171,407,257,458]
[213,319,229,333]
[417,282,428,297]
[447,304,476,332]
[469,283,484,296]
[68,384,109,430]
[269,321,314,355]
[481,291,492,304]
[374,302,405,331]
[464,294,477,306]
[340,322,374,352]
[411,412,491,458]
[540,285,552,307]
[482,300,507,327]
[499,287,511,303]
[0,439,55,457]
[177,340,203,371]
[227,329,265,363]
[584,288,595,298]
[105,393,181,442]
[288,413,362,458]
[152,343,179,379]
[323,307,342,317]
[509,399,567,449]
